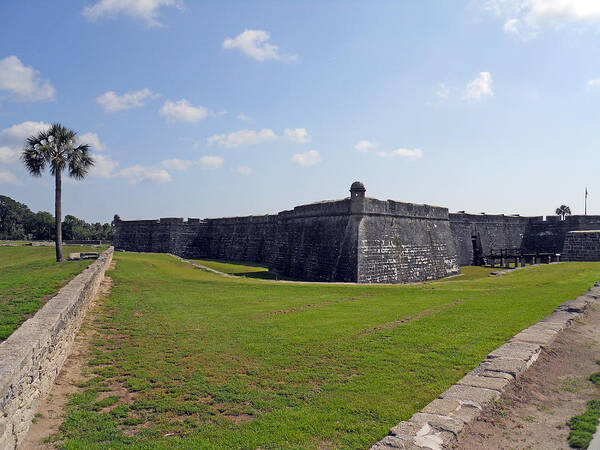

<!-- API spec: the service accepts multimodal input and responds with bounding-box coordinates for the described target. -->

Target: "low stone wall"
[0,247,114,449]
[562,230,600,261]
[371,282,600,449]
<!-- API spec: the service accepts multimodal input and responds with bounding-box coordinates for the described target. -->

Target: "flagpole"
[585,187,588,215]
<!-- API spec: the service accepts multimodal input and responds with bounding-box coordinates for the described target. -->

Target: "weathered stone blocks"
[114,184,460,283]
[0,247,113,449]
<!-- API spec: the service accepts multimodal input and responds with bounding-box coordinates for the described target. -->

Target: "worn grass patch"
[0,245,107,341]
[54,254,600,449]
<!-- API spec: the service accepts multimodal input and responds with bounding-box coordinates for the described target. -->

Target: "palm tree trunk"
[55,170,63,262]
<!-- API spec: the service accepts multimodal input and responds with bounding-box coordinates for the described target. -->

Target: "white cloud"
[0,56,55,102]
[0,121,51,143]
[96,88,158,112]
[465,72,494,101]
[235,166,253,175]
[207,129,277,148]
[117,164,172,184]
[354,140,376,153]
[284,128,310,143]
[161,158,192,170]
[222,29,297,62]
[292,149,321,167]
[0,146,17,164]
[485,0,600,38]
[0,121,51,164]
[198,156,224,169]
[79,132,106,151]
[377,148,424,160]
[0,169,19,185]
[82,0,182,27]
[587,77,600,88]
[436,82,450,100]
[90,153,119,178]
[159,99,209,122]
[237,113,251,121]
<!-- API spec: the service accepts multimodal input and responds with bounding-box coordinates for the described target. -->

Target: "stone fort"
[113,182,600,283]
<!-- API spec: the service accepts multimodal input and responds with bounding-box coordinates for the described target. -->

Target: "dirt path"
[454,304,600,450]
[22,261,116,449]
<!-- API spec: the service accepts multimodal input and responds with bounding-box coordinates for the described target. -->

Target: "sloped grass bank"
[0,245,107,341]
[54,254,600,449]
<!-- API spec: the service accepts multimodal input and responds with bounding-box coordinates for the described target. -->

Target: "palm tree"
[555,204,571,220]
[22,123,94,262]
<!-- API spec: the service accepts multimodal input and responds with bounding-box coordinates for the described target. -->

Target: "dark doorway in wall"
[471,235,484,266]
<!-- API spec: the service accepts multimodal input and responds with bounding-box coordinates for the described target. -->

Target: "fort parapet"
[114,182,600,283]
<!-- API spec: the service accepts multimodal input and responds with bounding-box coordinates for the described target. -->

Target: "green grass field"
[0,245,107,341]
[49,252,600,449]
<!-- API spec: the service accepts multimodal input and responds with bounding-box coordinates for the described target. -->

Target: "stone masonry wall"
[449,214,532,266]
[562,230,600,261]
[358,199,459,283]
[113,185,461,283]
[0,247,114,449]
[449,213,600,265]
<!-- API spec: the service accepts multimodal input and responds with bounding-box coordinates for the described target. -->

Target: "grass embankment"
[0,245,107,341]
[54,254,600,449]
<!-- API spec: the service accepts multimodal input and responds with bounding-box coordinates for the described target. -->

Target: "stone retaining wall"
[562,230,600,261]
[371,282,600,449]
[0,247,114,449]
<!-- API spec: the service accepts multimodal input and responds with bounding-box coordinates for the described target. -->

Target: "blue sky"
[1,0,600,222]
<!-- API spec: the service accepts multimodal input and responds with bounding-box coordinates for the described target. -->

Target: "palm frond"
[67,144,94,180]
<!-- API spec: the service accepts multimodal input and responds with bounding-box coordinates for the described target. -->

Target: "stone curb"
[370,282,600,450]
[0,247,114,450]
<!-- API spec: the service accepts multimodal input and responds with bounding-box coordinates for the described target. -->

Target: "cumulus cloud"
[465,72,494,101]
[0,121,51,143]
[161,158,192,170]
[159,99,209,122]
[117,164,172,184]
[0,146,17,164]
[377,148,424,160]
[485,0,600,38]
[436,82,450,100]
[198,156,224,169]
[82,0,182,27]
[587,78,600,88]
[207,129,277,148]
[96,88,158,112]
[78,132,106,151]
[292,149,321,167]
[237,113,251,121]
[161,157,223,170]
[354,140,376,153]
[0,169,19,185]
[0,56,55,102]
[235,166,253,175]
[222,29,297,62]
[284,128,310,143]
[0,121,51,164]
[90,153,119,178]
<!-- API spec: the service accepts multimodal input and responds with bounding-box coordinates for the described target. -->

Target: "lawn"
[54,253,600,449]
[0,245,107,341]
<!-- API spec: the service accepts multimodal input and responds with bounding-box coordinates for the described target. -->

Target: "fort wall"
[449,213,600,265]
[113,183,460,283]
[358,199,459,283]
[113,183,600,283]
[562,230,600,261]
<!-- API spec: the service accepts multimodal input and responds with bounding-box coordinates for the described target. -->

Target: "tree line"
[0,195,113,241]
